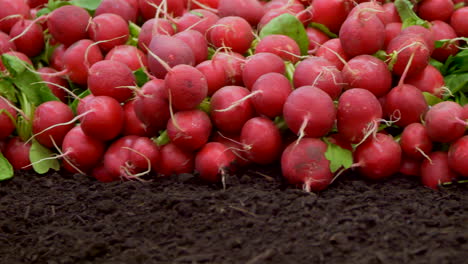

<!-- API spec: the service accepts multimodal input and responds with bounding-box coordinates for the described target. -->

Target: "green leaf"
[435,37,468,49]
[429,58,444,72]
[324,139,353,173]
[70,0,102,11]
[309,23,338,38]
[133,68,149,87]
[423,92,444,106]
[445,73,468,94]
[1,54,26,76]
[394,0,431,29]
[13,70,60,106]
[29,140,60,174]
[197,97,211,114]
[154,130,170,147]
[260,13,309,55]
[284,61,295,83]
[373,50,388,62]
[0,152,13,181]
[0,79,17,103]
[32,35,58,65]
[456,92,468,106]
[129,22,141,38]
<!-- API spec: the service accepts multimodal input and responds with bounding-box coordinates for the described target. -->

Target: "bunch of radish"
[0,0,466,191]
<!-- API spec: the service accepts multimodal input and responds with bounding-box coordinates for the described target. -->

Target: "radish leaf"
[423,92,443,106]
[309,23,338,38]
[0,79,17,103]
[30,140,60,174]
[395,0,430,29]
[70,0,102,11]
[324,139,353,173]
[0,152,13,181]
[260,13,309,55]
[133,68,149,87]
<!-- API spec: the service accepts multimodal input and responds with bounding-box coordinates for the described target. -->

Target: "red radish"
[281,138,333,192]
[47,5,90,46]
[430,20,459,62]
[95,0,139,22]
[210,86,254,134]
[133,79,170,133]
[157,142,194,177]
[293,57,344,100]
[3,137,32,170]
[88,13,130,53]
[32,101,75,148]
[87,60,135,103]
[0,97,16,141]
[251,72,292,118]
[315,38,349,71]
[61,125,106,174]
[424,101,467,143]
[217,0,265,26]
[175,9,219,35]
[211,131,251,167]
[0,50,32,71]
[283,86,336,138]
[400,123,433,161]
[384,22,402,49]
[386,34,430,77]
[240,117,282,165]
[384,84,428,127]
[311,0,353,33]
[448,135,468,177]
[173,30,208,65]
[306,27,330,55]
[49,44,66,71]
[342,55,392,98]
[399,155,421,177]
[80,96,124,141]
[354,133,402,180]
[405,64,445,98]
[105,45,148,71]
[337,88,383,144]
[421,151,458,189]
[27,0,47,8]
[37,67,68,102]
[122,100,155,137]
[339,6,385,57]
[450,7,468,37]
[195,142,236,183]
[212,51,245,86]
[418,0,454,22]
[104,135,160,179]
[463,105,468,121]
[167,109,212,151]
[62,39,104,85]
[0,32,16,54]
[91,165,116,183]
[209,16,254,54]
[0,0,30,34]
[138,18,175,53]
[255,34,301,63]
[147,35,195,79]
[189,0,219,9]
[400,25,436,53]
[242,52,285,90]
[195,60,227,96]
[138,0,186,21]
[9,19,44,57]
[381,3,401,24]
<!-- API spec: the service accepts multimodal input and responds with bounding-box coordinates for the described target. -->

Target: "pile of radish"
[0,0,467,191]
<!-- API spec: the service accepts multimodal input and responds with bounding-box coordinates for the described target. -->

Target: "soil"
[0,166,467,264]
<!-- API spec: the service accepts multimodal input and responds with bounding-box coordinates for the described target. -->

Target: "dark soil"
[0,166,467,264]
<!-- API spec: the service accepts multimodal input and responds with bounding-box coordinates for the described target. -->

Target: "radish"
[195,59,227,96]
[189,0,219,9]
[138,0,186,21]
[133,79,170,133]
[337,88,383,144]
[255,34,301,63]
[9,19,44,57]
[80,96,124,141]
[32,101,75,148]
[311,0,353,33]
[315,38,349,71]
[418,0,454,22]
[354,133,402,180]
[173,30,208,65]
[87,60,135,103]
[430,20,459,62]
[209,16,254,54]
[27,0,47,8]
[212,51,245,86]
[88,13,130,53]
[400,25,436,54]
[0,97,16,141]
[251,72,292,118]
[61,125,106,174]
[0,0,30,34]
[91,165,116,183]
[293,57,344,100]
[342,55,392,98]
[448,135,468,177]
[166,109,212,151]
[281,138,333,192]
[217,0,265,26]
[211,131,251,167]
[195,142,236,184]
[240,117,282,165]
[306,27,330,55]
[384,22,402,49]
[405,64,445,98]
[37,67,68,102]
[157,142,194,177]
[47,5,90,46]
[122,100,155,137]
[147,35,195,79]
[450,7,468,37]
[400,123,433,161]
[0,31,16,54]
[105,45,148,71]
[242,52,285,90]
[174,9,219,35]
[421,151,458,190]
[424,101,467,143]
[386,33,430,77]
[95,0,139,23]
[3,137,32,170]
[62,39,104,85]
[210,85,254,134]
[49,44,66,71]
[399,155,421,177]
[381,2,401,24]
[384,84,428,127]
[283,86,336,138]
[138,18,175,53]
